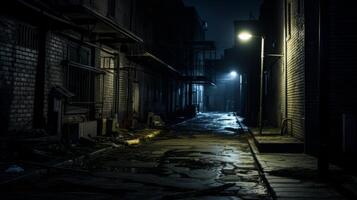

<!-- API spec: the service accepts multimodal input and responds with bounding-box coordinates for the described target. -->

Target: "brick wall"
[326,0,357,153]
[100,51,115,118]
[0,18,38,132]
[286,0,305,139]
[118,53,129,126]
[304,0,320,155]
[43,33,68,124]
[304,0,357,155]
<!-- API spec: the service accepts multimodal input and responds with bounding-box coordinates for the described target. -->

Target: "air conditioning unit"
[63,121,97,143]
[79,121,97,138]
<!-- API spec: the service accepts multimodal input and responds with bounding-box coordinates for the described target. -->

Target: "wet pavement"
[2,112,271,200]
[172,112,247,134]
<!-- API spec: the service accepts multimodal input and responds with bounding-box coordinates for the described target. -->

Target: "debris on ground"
[147,112,166,127]
[0,127,162,186]
[5,165,24,173]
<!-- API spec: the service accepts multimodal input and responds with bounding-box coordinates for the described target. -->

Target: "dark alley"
[1,0,357,199]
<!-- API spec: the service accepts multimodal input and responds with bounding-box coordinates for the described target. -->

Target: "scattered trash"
[5,165,24,173]
[147,112,165,127]
[126,139,140,145]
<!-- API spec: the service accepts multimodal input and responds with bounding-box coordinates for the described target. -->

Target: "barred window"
[16,23,38,49]
[64,44,97,117]
[68,44,91,66]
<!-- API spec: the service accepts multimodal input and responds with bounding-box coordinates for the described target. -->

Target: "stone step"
[254,135,304,153]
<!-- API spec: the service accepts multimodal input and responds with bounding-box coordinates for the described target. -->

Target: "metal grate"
[64,63,97,118]
[16,23,38,49]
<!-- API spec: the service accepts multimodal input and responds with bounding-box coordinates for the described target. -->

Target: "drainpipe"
[33,27,47,129]
[129,0,135,31]
[318,0,329,175]
[283,0,288,123]
[259,36,265,135]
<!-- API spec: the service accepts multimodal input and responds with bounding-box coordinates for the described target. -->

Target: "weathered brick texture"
[43,33,67,124]
[0,18,38,131]
[100,51,115,119]
[286,0,305,139]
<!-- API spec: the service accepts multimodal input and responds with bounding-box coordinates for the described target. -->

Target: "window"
[64,44,97,117]
[101,57,114,69]
[64,65,95,104]
[16,23,38,49]
[68,44,91,66]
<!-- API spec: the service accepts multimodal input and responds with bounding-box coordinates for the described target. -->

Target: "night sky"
[183,0,262,57]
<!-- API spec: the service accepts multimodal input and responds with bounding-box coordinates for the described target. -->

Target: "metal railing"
[280,118,292,136]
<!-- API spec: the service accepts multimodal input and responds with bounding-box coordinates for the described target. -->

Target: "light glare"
[229,71,237,78]
[238,32,253,41]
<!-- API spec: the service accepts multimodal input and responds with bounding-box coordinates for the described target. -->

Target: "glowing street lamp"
[229,71,238,79]
[238,32,253,41]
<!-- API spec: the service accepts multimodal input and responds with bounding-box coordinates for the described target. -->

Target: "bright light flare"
[238,32,253,41]
[229,71,237,78]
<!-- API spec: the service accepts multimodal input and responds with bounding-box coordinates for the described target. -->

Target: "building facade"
[0,0,210,139]
[260,0,357,165]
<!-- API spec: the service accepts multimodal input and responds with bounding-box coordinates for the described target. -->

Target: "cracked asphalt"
[2,112,271,200]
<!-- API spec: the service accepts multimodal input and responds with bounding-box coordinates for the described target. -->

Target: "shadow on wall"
[0,80,13,133]
[0,20,15,133]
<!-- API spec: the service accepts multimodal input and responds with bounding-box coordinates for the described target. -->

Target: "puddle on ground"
[171,112,243,134]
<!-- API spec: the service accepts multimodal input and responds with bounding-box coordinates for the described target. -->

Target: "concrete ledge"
[250,128,304,153]
[255,135,304,153]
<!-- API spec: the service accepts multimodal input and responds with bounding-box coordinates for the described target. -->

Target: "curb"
[246,133,277,200]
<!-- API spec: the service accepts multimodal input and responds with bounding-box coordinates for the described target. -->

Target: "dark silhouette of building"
[260,0,357,168]
[0,0,212,138]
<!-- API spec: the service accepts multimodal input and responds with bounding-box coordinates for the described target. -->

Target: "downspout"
[317,0,329,175]
[115,54,120,115]
[33,27,47,129]
[129,0,134,31]
[283,0,288,122]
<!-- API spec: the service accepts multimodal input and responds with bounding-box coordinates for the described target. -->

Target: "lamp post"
[238,32,265,135]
